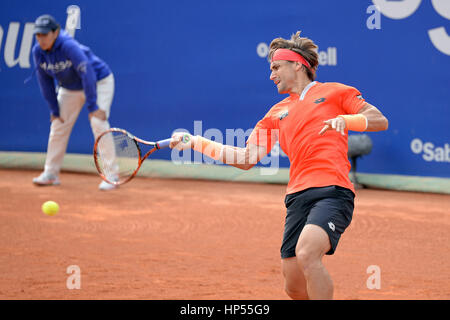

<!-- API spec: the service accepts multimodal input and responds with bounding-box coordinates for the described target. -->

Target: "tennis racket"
[93,128,173,185]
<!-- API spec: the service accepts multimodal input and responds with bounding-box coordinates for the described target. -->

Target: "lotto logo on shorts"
[328,222,336,232]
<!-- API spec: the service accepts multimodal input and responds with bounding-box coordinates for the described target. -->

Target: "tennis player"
[170,31,388,299]
[31,14,116,190]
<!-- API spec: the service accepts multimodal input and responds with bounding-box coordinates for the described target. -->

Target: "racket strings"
[96,131,140,184]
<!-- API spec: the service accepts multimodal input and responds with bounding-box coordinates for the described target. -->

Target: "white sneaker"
[98,180,118,191]
[32,172,60,186]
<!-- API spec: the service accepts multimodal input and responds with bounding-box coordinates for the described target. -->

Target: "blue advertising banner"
[0,0,449,178]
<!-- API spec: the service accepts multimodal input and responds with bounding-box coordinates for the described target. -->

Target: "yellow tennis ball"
[42,201,59,216]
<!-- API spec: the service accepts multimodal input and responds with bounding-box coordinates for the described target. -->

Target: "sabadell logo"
[410,138,450,162]
[256,42,337,66]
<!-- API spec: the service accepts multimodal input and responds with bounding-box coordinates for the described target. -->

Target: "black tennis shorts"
[281,185,355,258]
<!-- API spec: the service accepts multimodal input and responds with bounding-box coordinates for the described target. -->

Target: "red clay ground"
[0,169,449,299]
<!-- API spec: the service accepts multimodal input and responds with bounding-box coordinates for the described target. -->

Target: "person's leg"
[294,186,355,299]
[280,186,354,300]
[281,257,309,300]
[280,190,310,299]
[90,73,114,138]
[34,88,84,184]
[295,224,333,299]
[90,74,117,190]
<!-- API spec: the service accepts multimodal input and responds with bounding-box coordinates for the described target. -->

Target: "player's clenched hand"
[319,117,346,136]
[170,132,196,150]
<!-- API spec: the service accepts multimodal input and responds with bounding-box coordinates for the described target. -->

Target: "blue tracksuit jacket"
[32,30,111,117]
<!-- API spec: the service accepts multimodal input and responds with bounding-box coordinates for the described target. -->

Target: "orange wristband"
[193,136,224,161]
[338,114,368,132]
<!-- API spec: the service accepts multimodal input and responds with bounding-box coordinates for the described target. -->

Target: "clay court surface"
[0,169,449,300]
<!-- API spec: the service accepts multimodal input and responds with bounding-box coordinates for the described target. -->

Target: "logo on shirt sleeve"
[278,110,289,120]
[77,61,88,74]
[314,97,326,104]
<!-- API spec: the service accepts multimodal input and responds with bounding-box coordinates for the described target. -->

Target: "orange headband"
[271,48,311,68]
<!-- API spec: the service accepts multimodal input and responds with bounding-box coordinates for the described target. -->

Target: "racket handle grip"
[156,138,172,149]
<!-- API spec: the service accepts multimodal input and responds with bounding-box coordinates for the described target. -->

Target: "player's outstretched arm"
[170,133,267,170]
[220,143,267,170]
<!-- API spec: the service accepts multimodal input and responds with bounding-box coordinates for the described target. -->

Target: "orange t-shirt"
[247,81,366,195]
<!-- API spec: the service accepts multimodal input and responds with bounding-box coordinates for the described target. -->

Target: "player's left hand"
[319,117,346,136]
[89,109,107,121]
